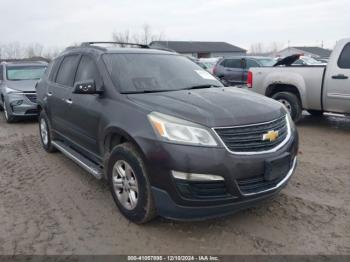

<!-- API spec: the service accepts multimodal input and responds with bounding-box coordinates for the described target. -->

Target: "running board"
[52,140,103,179]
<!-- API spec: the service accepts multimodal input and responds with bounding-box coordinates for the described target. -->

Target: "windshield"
[257,58,276,66]
[6,66,47,81]
[103,54,223,93]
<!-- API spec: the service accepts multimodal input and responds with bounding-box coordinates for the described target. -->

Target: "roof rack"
[81,42,149,49]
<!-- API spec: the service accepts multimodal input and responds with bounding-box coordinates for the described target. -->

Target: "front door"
[323,42,350,113]
[64,55,102,157]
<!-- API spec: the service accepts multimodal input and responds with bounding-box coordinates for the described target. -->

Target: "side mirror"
[73,80,102,94]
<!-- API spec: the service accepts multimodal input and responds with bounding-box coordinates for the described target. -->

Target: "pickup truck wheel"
[307,110,323,116]
[39,111,57,153]
[272,92,302,122]
[108,143,157,224]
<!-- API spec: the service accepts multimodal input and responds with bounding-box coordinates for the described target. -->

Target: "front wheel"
[39,111,57,153]
[3,100,16,123]
[272,92,302,123]
[108,143,157,224]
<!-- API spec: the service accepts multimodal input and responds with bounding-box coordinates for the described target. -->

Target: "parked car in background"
[199,57,221,74]
[213,56,276,86]
[293,56,327,66]
[185,56,209,71]
[247,38,350,122]
[36,42,298,223]
[0,61,47,123]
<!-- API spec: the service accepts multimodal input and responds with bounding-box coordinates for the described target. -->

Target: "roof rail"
[81,42,149,49]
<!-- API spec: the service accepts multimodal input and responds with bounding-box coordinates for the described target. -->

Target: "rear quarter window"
[338,43,350,69]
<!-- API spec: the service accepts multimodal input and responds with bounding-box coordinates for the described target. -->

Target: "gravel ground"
[0,113,349,255]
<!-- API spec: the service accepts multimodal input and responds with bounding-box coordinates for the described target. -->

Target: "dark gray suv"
[0,62,47,122]
[213,56,275,86]
[36,42,298,223]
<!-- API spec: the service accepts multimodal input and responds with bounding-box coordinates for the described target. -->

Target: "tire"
[3,100,16,123]
[39,110,57,153]
[307,110,323,116]
[272,92,302,122]
[108,142,157,224]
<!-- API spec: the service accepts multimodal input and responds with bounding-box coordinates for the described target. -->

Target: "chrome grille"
[214,115,290,154]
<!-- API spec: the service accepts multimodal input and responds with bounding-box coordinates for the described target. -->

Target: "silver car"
[0,62,47,123]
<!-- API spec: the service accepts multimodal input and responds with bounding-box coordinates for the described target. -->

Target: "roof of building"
[291,46,332,58]
[150,41,247,53]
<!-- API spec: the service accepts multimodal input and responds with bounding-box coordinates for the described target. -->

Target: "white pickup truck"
[247,38,350,122]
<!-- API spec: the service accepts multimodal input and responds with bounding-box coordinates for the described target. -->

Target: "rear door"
[48,54,81,135]
[323,42,350,113]
[222,58,244,84]
[63,54,103,156]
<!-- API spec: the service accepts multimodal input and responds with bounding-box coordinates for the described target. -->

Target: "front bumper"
[151,157,297,220]
[140,128,298,220]
[5,93,38,117]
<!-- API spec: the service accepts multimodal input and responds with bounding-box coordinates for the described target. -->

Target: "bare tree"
[249,41,285,56]
[25,43,44,58]
[112,24,165,45]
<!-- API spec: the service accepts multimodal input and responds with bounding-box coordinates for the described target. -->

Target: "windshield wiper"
[183,84,222,90]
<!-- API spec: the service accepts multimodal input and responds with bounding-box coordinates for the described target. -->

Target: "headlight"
[148,112,218,146]
[5,87,20,94]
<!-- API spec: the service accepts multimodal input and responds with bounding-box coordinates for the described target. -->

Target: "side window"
[55,55,80,87]
[246,59,260,69]
[74,55,100,84]
[48,57,62,82]
[0,65,3,81]
[338,43,350,69]
[294,59,303,65]
[224,59,242,68]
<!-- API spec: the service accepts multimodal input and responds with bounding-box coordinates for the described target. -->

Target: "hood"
[274,54,301,67]
[127,88,286,127]
[5,80,38,92]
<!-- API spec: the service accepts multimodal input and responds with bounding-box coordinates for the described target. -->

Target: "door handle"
[47,92,53,96]
[332,74,348,79]
[65,98,73,104]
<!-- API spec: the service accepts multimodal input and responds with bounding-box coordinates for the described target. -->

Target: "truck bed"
[250,66,326,110]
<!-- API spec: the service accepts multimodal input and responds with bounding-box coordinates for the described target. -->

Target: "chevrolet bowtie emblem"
[262,130,279,142]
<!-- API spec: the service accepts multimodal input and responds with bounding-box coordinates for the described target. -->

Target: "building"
[150,41,247,58]
[276,46,332,59]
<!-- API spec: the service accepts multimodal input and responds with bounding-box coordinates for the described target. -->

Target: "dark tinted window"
[75,55,100,84]
[49,58,62,81]
[0,65,3,80]
[338,43,350,69]
[224,59,242,68]
[246,59,260,69]
[103,54,222,93]
[55,55,80,86]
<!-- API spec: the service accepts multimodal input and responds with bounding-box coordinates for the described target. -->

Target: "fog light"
[171,171,224,181]
[10,100,23,106]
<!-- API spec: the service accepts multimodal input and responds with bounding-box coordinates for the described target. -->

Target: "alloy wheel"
[40,118,49,145]
[112,160,139,210]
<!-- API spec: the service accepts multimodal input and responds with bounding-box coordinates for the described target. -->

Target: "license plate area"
[264,153,291,181]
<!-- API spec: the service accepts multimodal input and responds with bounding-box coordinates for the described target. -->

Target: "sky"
[0,0,349,51]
